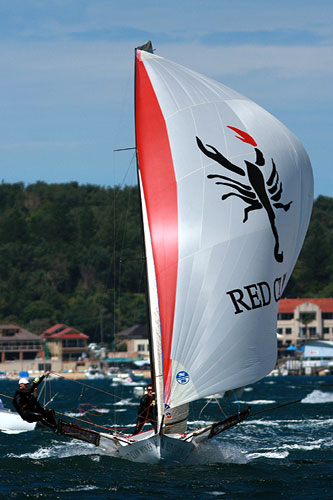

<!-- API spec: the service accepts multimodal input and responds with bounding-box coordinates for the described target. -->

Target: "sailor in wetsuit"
[132,384,157,435]
[13,371,57,430]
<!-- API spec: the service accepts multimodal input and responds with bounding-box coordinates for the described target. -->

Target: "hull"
[99,430,195,464]
[57,407,250,463]
[96,408,250,463]
[0,409,36,433]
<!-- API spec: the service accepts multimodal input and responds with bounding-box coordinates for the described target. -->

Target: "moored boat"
[0,407,36,433]
[85,365,107,379]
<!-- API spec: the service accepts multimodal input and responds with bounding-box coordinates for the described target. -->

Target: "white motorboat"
[0,407,36,433]
[85,366,107,380]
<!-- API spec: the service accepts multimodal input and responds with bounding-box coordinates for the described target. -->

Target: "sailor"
[132,384,157,435]
[13,371,57,430]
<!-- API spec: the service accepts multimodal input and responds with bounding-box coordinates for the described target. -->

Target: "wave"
[7,439,99,460]
[65,408,110,418]
[244,417,333,428]
[236,399,276,404]
[280,442,322,451]
[58,485,99,493]
[114,399,137,406]
[247,450,289,460]
[301,390,333,403]
[188,419,213,427]
[205,491,227,497]
[0,429,31,435]
[187,440,248,465]
[243,419,280,427]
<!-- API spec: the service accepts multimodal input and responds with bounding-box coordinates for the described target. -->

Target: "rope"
[50,372,124,400]
[213,397,228,421]
[77,403,103,426]
[250,399,302,418]
[54,408,134,433]
[45,392,59,408]
[49,374,138,433]
[37,377,48,405]
[0,392,12,400]
[198,399,211,421]
[232,390,241,422]
[199,396,228,425]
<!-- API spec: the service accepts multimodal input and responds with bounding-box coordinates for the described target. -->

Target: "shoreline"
[3,369,151,382]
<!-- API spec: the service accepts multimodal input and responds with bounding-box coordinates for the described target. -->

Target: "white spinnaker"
[140,51,313,408]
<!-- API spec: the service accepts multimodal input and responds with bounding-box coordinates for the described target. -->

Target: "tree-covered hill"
[283,195,333,298]
[0,182,331,341]
[0,182,147,342]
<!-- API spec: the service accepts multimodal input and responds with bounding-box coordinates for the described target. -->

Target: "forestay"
[135,46,313,411]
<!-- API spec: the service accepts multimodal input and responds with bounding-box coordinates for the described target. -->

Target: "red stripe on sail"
[135,51,178,402]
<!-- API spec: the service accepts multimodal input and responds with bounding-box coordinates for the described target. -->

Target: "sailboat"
[58,41,313,463]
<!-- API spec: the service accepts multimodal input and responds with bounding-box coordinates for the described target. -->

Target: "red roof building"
[278,298,333,346]
[41,324,89,362]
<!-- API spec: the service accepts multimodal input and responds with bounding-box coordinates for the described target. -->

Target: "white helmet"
[19,378,29,385]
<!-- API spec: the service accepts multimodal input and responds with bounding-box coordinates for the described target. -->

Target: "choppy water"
[0,376,332,499]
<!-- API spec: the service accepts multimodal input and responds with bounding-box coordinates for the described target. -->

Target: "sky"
[0,0,332,197]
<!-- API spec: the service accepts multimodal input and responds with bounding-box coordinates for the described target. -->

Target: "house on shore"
[41,323,89,362]
[278,298,333,347]
[110,324,149,361]
[0,323,90,376]
[0,324,44,363]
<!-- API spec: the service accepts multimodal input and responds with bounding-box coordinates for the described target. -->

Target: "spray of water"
[301,390,333,403]
[186,439,248,465]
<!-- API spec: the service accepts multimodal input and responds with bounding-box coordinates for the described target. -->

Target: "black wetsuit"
[13,375,57,430]
[132,392,157,435]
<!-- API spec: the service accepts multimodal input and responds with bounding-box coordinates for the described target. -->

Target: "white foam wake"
[187,440,248,465]
[247,450,289,460]
[301,390,333,403]
[236,399,276,405]
[7,439,99,460]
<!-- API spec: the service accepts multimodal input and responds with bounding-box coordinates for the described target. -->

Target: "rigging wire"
[113,147,136,152]
[232,389,241,422]
[250,398,302,417]
[49,373,138,432]
[0,392,13,401]
[75,402,136,432]
[88,52,136,344]
[50,372,124,400]
[198,396,228,425]
[44,392,59,408]
[54,408,135,434]
[198,398,213,421]
[37,377,49,406]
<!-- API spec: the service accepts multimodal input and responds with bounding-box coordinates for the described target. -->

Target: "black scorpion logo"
[196,126,292,263]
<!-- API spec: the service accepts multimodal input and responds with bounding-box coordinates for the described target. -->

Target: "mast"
[134,41,165,433]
